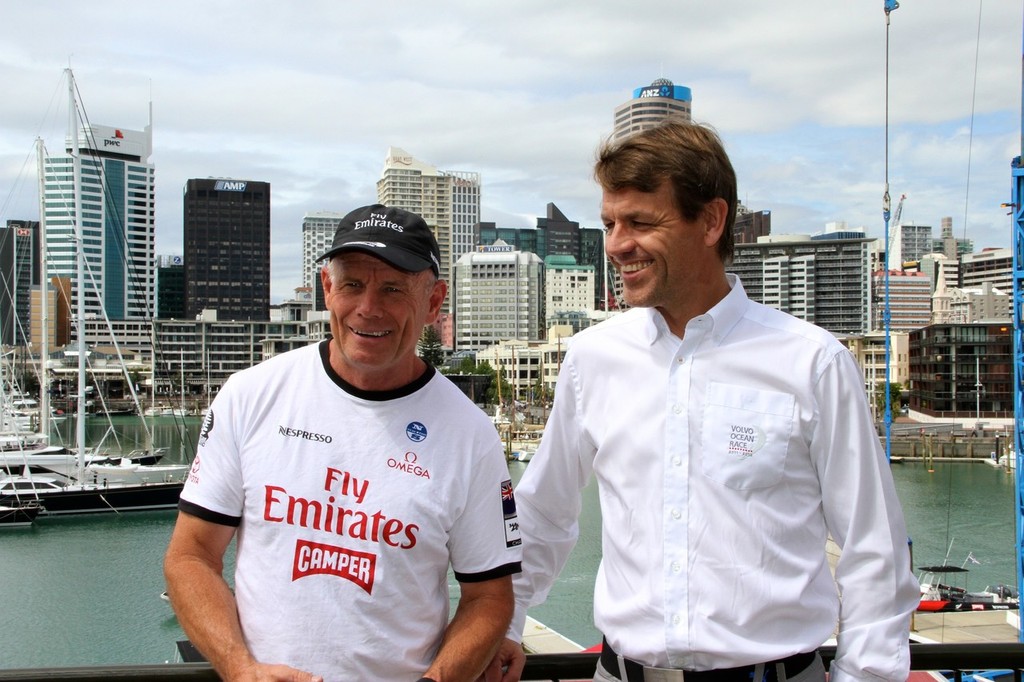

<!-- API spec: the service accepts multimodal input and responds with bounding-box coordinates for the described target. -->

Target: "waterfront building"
[871,269,932,332]
[156,255,184,320]
[183,178,271,321]
[0,220,40,346]
[302,211,344,312]
[843,331,910,420]
[959,247,1012,293]
[613,78,692,140]
[453,242,543,351]
[376,146,481,311]
[908,322,1012,420]
[82,311,331,407]
[43,121,156,321]
[729,233,874,335]
[272,287,313,322]
[544,255,595,329]
[476,334,570,402]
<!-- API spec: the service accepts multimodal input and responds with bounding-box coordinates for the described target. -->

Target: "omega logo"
[386,451,431,479]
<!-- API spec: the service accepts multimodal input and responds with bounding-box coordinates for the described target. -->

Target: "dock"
[521,616,586,654]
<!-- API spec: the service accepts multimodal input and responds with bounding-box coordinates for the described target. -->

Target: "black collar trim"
[318,339,435,401]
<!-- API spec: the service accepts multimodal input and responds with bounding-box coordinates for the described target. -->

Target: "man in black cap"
[165,204,522,682]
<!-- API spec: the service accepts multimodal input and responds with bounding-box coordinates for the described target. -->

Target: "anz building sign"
[214,180,247,192]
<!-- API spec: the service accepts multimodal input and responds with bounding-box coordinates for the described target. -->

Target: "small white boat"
[85,458,188,485]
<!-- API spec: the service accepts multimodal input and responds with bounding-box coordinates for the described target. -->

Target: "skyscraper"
[43,121,156,321]
[377,146,481,310]
[0,220,40,346]
[302,211,345,312]
[453,242,543,351]
[613,78,692,140]
[183,178,271,321]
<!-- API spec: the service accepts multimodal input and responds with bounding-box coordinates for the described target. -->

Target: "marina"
[0,426,1019,669]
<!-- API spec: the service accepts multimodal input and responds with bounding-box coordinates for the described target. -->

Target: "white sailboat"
[0,69,185,515]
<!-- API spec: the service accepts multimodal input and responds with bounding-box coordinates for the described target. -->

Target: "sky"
[1,0,1022,303]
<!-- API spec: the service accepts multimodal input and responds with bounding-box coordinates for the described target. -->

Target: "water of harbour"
[0,419,1018,669]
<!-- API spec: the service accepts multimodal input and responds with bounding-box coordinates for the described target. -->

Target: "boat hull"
[0,503,41,527]
[0,481,184,515]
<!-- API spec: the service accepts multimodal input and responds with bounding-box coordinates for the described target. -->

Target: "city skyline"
[0,1,1020,303]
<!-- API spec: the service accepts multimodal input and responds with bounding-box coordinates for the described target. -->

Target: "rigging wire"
[961,0,984,245]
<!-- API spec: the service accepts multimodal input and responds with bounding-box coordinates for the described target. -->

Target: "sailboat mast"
[36,138,50,443]
[68,68,87,478]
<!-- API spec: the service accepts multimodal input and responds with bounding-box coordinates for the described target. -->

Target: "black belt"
[600,638,817,682]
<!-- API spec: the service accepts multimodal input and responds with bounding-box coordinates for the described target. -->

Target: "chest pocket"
[700,382,795,490]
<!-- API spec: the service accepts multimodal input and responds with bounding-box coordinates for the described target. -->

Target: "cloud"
[0,0,1020,302]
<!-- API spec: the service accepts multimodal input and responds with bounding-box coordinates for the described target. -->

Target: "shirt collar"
[643,273,747,345]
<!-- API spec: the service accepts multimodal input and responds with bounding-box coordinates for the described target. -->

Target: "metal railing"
[0,643,1022,681]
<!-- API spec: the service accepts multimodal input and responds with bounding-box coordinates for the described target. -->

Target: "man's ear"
[702,198,729,249]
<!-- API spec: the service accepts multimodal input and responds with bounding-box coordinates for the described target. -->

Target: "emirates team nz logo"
[406,421,427,442]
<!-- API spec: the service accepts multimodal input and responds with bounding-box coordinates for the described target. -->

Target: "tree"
[873,381,903,419]
[418,326,445,367]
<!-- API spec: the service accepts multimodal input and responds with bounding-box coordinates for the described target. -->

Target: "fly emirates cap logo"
[268,467,421,594]
[353,212,405,232]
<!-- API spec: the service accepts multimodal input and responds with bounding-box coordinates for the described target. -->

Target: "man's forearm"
[165,555,256,680]
[423,578,514,682]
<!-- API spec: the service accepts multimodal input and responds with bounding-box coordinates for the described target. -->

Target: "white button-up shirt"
[510,276,920,682]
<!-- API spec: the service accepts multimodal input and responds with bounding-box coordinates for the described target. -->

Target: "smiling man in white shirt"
[490,120,920,682]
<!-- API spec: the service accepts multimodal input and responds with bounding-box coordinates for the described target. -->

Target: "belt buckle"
[642,666,688,682]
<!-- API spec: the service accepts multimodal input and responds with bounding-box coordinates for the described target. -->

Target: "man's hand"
[231,660,323,682]
[477,638,525,682]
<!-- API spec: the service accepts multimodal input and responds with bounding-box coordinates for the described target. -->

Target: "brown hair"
[595,118,738,262]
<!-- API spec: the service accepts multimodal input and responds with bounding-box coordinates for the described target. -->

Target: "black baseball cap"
[318,204,441,277]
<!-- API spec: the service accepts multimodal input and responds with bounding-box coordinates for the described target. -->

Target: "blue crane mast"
[1012,98,1024,648]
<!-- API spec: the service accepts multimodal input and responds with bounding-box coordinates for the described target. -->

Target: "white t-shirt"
[180,340,521,681]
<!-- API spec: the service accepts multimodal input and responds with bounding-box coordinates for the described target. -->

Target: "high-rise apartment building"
[453,242,543,351]
[183,179,271,321]
[613,78,692,140]
[960,247,1012,293]
[43,122,156,321]
[377,147,481,311]
[909,323,1012,419]
[302,211,345,312]
[871,269,932,332]
[0,220,40,345]
[544,255,595,323]
[891,222,932,268]
[729,234,874,335]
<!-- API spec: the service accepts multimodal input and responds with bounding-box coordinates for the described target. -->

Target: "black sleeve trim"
[178,498,242,527]
[453,561,522,584]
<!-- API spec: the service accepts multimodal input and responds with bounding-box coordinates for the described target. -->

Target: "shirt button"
[677,357,686,364]
[672,614,681,625]
[671,561,681,573]
[672,457,682,466]
[673,404,682,414]
[671,508,681,519]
